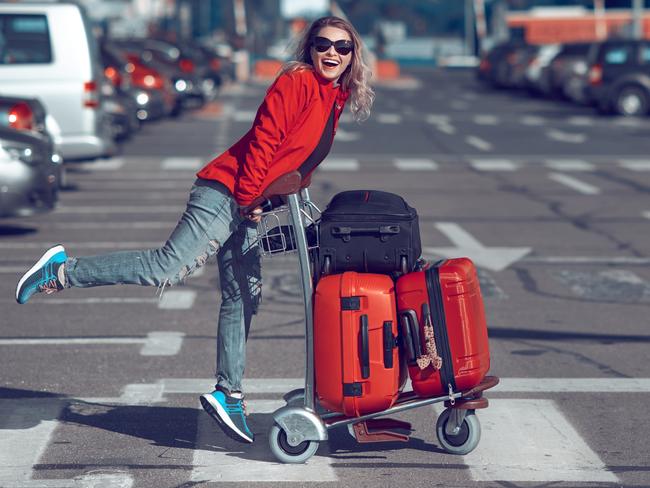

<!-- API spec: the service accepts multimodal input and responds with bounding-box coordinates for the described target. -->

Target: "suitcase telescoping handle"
[332,225,400,242]
[399,309,423,364]
[360,315,370,379]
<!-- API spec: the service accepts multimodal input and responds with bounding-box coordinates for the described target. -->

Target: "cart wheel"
[269,423,319,464]
[436,408,481,455]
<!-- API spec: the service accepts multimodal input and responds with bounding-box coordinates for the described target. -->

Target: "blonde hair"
[281,16,374,122]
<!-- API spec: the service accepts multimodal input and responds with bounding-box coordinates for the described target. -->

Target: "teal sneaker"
[16,245,67,304]
[200,386,254,443]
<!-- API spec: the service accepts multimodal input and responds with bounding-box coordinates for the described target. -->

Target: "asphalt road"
[1,67,649,487]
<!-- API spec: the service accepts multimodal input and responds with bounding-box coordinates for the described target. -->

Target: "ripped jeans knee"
[158,239,221,294]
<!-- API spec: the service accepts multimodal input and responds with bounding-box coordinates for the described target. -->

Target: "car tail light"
[8,102,34,131]
[104,66,123,88]
[589,64,602,85]
[179,58,194,73]
[84,81,100,108]
[210,58,221,71]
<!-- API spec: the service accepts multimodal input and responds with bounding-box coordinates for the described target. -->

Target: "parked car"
[547,42,592,99]
[100,40,172,122]
[112,38,206,112]
[0,96,60,218]
[476,40,528,88]
[525,43,561,95]
[586,39,650,116]
[0,1,115,160]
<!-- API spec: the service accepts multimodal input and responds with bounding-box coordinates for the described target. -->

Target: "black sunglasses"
[312,36,354,56]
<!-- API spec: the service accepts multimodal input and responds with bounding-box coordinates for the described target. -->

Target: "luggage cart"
[250,172,499,464]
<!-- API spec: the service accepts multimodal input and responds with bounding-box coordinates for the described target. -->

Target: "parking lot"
[1,66,649,486]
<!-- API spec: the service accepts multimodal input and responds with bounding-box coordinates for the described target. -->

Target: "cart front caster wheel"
[269,423,319,464]
[436,408,481,455]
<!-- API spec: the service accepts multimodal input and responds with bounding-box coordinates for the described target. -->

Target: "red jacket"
[196,68,349,206]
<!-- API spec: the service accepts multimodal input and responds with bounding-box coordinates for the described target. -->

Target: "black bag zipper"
[425,261,456,392]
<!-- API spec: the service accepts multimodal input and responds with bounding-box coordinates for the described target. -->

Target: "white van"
[0,2,115,161]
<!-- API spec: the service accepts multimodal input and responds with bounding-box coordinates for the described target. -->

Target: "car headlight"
[136,92,150,105]
[0,139,44,165]
[174,79,188,92]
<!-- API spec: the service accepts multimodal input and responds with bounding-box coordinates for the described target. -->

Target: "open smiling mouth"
[322,59,340,68]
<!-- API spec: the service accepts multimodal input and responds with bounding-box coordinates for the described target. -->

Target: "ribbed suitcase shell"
[396,258,490,398]
[314,272,402,417]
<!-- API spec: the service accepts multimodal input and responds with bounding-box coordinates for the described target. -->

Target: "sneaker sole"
[200,394,253,444]
[16,244,65,303]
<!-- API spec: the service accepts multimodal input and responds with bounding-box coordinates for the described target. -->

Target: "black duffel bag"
[317,190,421,277]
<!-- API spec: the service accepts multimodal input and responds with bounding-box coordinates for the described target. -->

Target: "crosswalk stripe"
[73,157,125,171]
[393,158,438,170]
[473,115,499,125]
[319,158,359,171]
[470,159,518,171]
[619,159,650,171]
[161,157,202,170]
[460,400,618,482]
[548,172,600,194]
[521,115,545,126]
[566,116,594,126]
[544,159,594,171]
[643,211,650,220]
[0,400,62,483]
[232,110,255,122]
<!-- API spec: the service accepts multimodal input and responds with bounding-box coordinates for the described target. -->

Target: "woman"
[15,16,374,444]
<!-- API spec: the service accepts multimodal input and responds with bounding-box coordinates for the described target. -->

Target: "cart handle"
[241,170,308,216]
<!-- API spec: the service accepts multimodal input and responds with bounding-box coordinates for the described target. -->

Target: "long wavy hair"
[280,16,374,122]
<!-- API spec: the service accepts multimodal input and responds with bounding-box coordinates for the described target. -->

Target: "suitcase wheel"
[269,423,320,464]
[435,408,481,455]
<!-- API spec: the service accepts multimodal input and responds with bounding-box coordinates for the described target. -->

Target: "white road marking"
[0,332,185,356]
[548,172,600,194]
[495,378,650,392]
[521,115,545,126]
[425,114,450,124]
[437,124,457,135]
[394,158,438,171]
[192,401,337,483]
[0,400,62,483]
[426,222,531,272]
[544,159,594,171]
[158,290,197,310]
[546,129,586,144]
[470,159,518,171]
[334,128,360,141]
[465,136,493,152]
[566,116,594,126]
[523,256,650,265]
[461,399,619,482]
[318,158,359,171]
[555,269,649,302]
[55,205,183,214]
[619,159,650,171]
[473,115,499,125]
[163,378,304,395]
[28,297,159,304]
[0,476,133,488]
[376,113,402,124]
[161,157,202,170]
[72,157,125,171]
[232,110,255,122]
[643,211,650,220]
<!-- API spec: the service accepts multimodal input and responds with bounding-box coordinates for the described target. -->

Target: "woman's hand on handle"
[246,207,263,223]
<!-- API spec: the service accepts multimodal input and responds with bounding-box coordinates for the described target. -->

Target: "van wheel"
[614,86,649,116]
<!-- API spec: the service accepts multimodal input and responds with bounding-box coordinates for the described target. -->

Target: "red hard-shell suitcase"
[314,272,403,417]
[396,258,490,398]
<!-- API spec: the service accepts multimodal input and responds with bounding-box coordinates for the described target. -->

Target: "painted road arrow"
[424,222,531,272]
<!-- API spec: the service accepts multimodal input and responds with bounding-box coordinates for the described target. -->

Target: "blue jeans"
[64,179,262,392]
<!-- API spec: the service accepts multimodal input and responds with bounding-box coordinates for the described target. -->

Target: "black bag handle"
[331,225,400,242]
[360,315,370,379]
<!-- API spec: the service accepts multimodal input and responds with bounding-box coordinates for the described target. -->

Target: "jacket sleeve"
[233,72,307,207]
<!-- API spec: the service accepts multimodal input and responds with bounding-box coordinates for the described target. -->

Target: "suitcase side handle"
[383,321,395,369]
[360,315,370,379]
[399,309,423,365]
